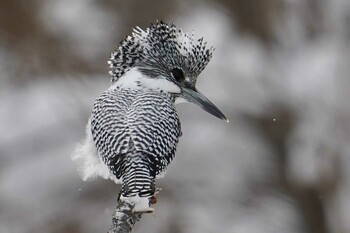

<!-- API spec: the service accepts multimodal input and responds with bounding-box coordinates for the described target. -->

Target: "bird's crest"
[108,21,214,83]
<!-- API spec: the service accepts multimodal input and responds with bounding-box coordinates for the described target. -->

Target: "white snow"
[119,195,154,213]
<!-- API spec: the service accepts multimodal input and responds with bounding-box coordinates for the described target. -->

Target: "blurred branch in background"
[214,0,282,44]
[0,0,94,75]
[244,105,340,233]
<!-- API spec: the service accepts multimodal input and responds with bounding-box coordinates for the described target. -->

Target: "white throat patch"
[110,67,181,93]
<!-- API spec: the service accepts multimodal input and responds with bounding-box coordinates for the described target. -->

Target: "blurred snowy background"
[1,0,350,233]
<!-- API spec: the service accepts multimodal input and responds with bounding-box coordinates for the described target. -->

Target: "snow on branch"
[108,189,160,233]
[108,199,142,233]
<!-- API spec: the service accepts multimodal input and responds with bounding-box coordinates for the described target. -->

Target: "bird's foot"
[133,207,155,214]
[119,187,162,213]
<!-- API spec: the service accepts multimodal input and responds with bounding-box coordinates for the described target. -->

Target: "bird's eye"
[171,68,185,82]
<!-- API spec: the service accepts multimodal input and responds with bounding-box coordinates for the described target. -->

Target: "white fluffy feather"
[72,117,170,183]
[71,118,121,183]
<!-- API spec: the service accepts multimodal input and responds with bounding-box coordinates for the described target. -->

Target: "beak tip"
[181,87,228,123]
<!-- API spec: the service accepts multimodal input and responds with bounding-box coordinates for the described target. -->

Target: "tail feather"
[121,155,155,197]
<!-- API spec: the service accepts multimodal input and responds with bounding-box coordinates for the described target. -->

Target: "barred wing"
[91,88,181,180]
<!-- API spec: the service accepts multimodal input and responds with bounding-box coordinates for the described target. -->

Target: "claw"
[149,195,157,204]
[149,187,161,204]
[155,187,162,194]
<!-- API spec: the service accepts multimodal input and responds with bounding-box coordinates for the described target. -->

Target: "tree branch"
[108,188,160,233]
[108,199,142,233]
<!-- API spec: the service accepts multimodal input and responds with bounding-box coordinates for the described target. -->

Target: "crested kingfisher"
[73,21,227,212]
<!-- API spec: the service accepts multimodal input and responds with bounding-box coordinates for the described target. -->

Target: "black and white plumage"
[73,21,227,212]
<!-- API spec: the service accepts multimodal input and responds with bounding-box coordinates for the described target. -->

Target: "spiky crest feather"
[108,21,214,83]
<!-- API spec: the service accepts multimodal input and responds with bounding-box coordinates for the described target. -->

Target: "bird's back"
[91,87,181,185]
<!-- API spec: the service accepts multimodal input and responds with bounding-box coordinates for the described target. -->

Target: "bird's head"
[108,21,227,122]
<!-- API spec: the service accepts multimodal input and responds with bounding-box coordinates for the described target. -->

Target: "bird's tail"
[118,154,156,212]
[121,155,155,197]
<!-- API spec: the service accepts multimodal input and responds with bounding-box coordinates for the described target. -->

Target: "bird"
[72,21,227,212]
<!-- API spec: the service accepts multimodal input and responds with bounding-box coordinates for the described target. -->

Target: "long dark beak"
[181,87,228,122]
